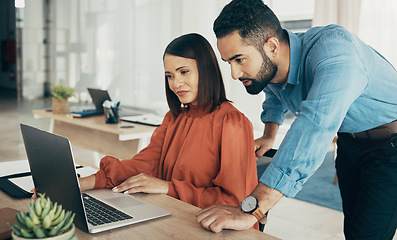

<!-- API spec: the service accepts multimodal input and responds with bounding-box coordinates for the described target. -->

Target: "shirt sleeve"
[260,31,368,197]
[261,87,288,125]
[94,112,171,189]
[167,111,258,208]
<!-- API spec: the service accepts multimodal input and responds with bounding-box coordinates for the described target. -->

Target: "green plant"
[51,84,75,100]
[8,193,75,239]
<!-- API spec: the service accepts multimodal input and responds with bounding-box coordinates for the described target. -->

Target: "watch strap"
[252,207,267,224]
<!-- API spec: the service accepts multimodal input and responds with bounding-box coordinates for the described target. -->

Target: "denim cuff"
[259,163,303,198]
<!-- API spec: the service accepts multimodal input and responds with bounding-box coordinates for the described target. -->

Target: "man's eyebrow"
[222,54,243,62]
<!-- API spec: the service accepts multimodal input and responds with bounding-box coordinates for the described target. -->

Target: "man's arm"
[196,183,283,233]
[254,122,279,158]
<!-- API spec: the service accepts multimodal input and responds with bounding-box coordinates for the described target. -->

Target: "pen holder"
[104,107,119,124]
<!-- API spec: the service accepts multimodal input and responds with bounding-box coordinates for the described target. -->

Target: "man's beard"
[241,53,277,95]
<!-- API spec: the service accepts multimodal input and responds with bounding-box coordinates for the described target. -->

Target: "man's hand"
[112,173,169,194]
[196,205,258,233]
[254,122,279,158]
[254,135,275,159]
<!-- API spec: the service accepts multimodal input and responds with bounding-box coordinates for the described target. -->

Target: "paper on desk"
[8,166,98,193]
[8,175,34,193]
[0,159,31,177]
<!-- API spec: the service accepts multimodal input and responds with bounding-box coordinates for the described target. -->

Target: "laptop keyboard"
[82,193,133,226]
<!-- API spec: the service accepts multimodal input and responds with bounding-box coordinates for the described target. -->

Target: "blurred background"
[1,0,396,135]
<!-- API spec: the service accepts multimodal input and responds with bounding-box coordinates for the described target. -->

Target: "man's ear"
[263,37,280,58]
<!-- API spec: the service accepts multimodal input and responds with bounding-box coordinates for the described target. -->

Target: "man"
[196,0,397,239]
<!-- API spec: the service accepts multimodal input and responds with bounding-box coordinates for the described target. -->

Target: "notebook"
[70,88,111,117]
[20,124,170,234]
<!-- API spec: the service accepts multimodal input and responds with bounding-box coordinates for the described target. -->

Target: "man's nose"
[231,65,243,80]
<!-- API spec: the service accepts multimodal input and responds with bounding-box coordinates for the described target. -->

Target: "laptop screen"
[87,88,111,112]
[20,124,89,232]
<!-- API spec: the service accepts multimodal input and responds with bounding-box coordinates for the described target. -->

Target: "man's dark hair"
[163,33,229,118]
[214,0,287,51]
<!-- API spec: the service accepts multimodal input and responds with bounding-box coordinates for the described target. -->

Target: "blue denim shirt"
[259,24,397,197]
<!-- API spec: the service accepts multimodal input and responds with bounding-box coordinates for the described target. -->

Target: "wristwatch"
[241,195,267,224]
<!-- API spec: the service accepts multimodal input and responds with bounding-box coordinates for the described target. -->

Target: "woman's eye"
[236,58,244,63]
[165,74,173,80]
[181,70,189,75]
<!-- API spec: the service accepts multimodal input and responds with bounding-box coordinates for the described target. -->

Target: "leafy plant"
[51,84,75,100]
[8,193,75,238]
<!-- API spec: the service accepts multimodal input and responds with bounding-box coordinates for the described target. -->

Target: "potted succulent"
[51,84,75,114]
[8,193,77,240]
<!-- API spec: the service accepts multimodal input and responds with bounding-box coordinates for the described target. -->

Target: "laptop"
[20,124,170,233]
[70,88,111,117]
[121,113,163,127]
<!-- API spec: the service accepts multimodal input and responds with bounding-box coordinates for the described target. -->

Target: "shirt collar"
[182,104,212,118]
[284,29,302,88]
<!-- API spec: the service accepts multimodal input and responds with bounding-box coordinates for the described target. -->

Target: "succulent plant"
[8,193,75,239]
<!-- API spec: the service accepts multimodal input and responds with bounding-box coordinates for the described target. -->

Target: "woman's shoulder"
[215,102,250,121]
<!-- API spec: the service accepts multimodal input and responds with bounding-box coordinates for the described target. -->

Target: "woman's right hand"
[79,175,96,192]
[31,175,96,200]
[31,188,37,199]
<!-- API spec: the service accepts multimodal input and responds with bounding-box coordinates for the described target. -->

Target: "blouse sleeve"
[94,112,172,189]
[167,111,258,208]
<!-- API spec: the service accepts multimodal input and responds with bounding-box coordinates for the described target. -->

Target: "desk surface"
[0,190,279,240]
[32,109,156,159]
[32,109,156,139]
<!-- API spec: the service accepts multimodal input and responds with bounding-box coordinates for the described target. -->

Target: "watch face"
[241,196,257,213]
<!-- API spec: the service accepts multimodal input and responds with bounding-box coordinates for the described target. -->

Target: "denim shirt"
[259,24,397,197]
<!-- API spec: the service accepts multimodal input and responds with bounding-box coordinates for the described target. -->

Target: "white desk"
[32,109,157,163]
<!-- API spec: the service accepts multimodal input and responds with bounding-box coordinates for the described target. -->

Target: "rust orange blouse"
[94,102,258,209]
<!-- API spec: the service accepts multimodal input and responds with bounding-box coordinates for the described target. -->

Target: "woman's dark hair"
[163,33,229,117]
[213,0,288,52]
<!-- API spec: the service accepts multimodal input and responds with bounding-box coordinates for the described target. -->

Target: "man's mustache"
[239,78,255,82]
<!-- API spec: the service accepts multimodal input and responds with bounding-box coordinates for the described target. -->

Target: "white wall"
[20,0,50,100]
[19,0,314,133]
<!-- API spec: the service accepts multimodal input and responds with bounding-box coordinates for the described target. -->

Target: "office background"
[2,0,396,136]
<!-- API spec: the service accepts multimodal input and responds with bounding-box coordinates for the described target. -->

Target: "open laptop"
[20,124,170,233]
[70,88,111,117]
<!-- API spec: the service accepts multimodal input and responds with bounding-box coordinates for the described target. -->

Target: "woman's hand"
[79,175,96,192]
[112,173,169,194]
[30,175,95,200]
[30,188,37,199]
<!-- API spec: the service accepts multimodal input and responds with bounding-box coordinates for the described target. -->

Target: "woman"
[80,33,258,211]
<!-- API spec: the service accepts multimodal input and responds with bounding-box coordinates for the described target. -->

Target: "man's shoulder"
[302,24,354,44]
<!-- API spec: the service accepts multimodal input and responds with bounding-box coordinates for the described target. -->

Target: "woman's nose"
[173,77,184,88]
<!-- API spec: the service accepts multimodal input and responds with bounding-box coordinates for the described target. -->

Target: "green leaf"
[51,84,75,100]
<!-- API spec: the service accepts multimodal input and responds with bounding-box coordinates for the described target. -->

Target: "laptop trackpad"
[105,196,144,208]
